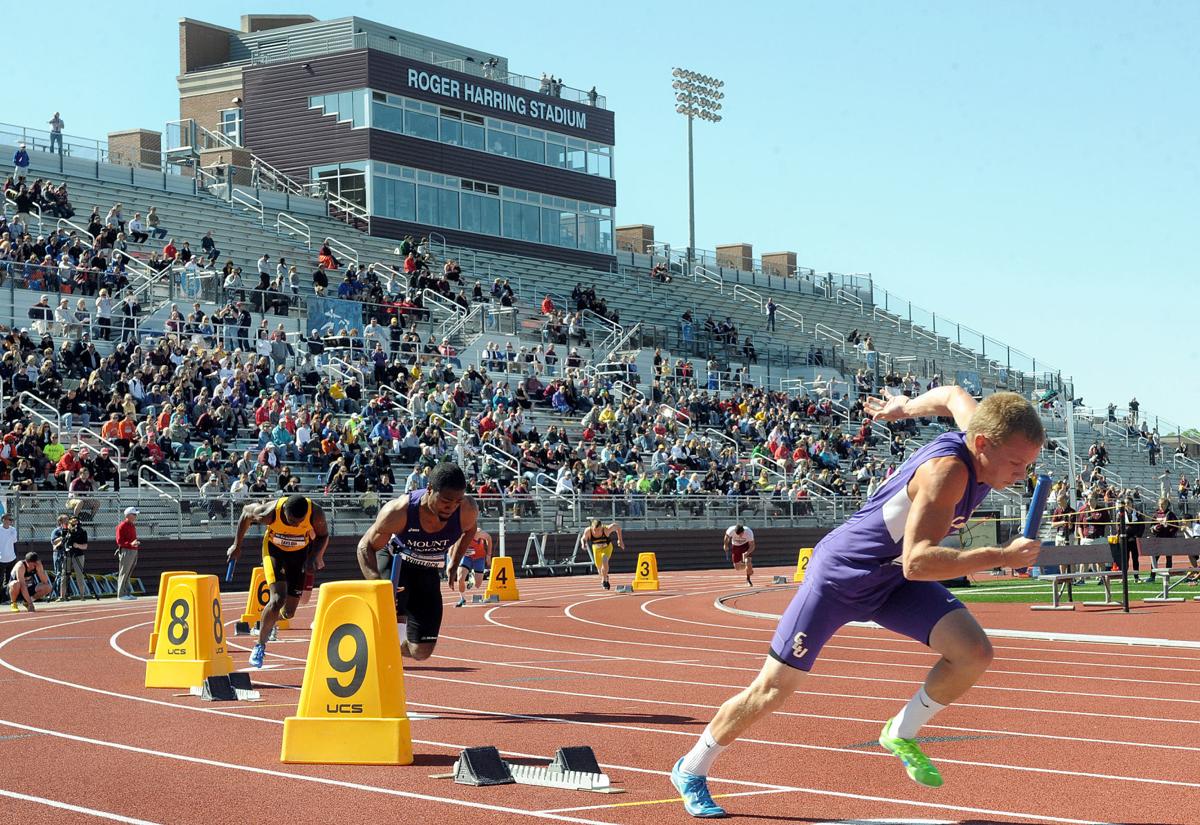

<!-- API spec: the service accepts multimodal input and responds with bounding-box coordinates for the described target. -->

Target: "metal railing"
[773,303,804,332]
[4,196,42,233]
[836,289,863,313]
[231,189,264,225]
[137,465,184,536]
[276,213,311,248]
[814,323,846,352]
[19,390,62,431]
[695,266,724,293]
[57,217,94,245]
[323,235,359,269]
[326,191,369,230]
[872,306,902,332]
[77,426,124,471]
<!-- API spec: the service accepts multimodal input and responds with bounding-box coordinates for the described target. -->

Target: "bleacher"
[0,131,1191,552]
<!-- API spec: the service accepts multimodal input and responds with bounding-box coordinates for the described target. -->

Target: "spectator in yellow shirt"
[42,433,66,465]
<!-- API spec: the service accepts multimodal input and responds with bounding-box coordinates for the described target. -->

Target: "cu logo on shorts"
[791,632,808,660]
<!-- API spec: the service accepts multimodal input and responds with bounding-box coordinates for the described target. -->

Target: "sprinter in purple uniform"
[671,388,1045,817]
[357,462,478,661]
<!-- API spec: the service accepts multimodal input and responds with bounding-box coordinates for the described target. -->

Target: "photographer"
[1116,498,1146,582]
[59,515,94,600]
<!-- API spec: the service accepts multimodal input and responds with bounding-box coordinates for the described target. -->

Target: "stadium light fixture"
[672,66,725,264]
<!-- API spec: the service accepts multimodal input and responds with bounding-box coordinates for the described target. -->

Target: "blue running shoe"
[249,643,266,668]
[671,758,727,818]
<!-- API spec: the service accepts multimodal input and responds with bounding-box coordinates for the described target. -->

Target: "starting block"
[772,575,788,585]
[471,594,500,604]
[615,584,633,593]
[441,745,620,794]
[453,746,514,786]
[190,672,261,702]
[551,746,601,774]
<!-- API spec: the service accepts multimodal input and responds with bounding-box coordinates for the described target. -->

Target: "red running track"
[0,565,1196,825]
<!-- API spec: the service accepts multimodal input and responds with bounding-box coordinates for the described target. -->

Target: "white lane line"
[9,610,1165,825]
[0,788,164,824]
[636,594,1200,673]
[0,719,610,825]
[715,594,1200,651]
[399,668,1200,754]
[441,623,1200,709]
[409,700,1199,791]
[562,597,1200,686]
[223,636,1200,788]
[12,614,1090,825]
[479,603,1200,701]
[213,621,1200,729]
[439,641,1200,727]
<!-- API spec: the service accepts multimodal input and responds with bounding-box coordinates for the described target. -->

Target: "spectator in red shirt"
[55,447,82,489]
[115,507,141,600]
[163,239,178,263]
[541,295,555,315]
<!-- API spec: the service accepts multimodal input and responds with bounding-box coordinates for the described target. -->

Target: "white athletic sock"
[679,725,726,776]
[892,686,947,739]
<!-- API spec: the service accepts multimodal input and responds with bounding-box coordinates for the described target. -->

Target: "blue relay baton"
[1022,474,1053,539]
[225,558,237,583]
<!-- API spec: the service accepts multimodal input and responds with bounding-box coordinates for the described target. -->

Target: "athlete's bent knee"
[952,633,994,671]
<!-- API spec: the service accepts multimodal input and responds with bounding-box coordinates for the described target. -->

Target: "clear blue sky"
[15,2,1198,431]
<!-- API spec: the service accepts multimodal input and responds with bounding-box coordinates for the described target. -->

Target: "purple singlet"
[768,431,991,670]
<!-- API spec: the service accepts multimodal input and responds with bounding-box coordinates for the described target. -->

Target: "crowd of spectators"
[3,167,1190,538]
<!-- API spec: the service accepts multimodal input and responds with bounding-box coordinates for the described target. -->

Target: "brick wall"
[179,19,232,73]
[180,90,240,137]
[717,243,754,271]
[108,130,162,171]
[615,224,655,254]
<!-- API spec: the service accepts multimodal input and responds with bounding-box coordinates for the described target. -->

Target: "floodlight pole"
[687,110,695,265]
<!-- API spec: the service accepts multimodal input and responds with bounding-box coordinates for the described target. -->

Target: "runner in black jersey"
[357,462,479,660]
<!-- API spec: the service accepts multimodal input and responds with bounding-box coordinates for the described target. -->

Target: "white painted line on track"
[216,635,1200,788]
[637,593,1200,671]
[224,625,1200,728]
[0,788,164,824]
[480,601,1200,698]
[1,598,1171,825]
[5,615,1115,825]
[401,668,1200,754]
[408,700,1200,790]
[715,592,1200,650]
[0,718,612,825]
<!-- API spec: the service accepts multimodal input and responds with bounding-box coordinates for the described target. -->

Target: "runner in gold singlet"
[227,494,329,668]
[580,519,624,590]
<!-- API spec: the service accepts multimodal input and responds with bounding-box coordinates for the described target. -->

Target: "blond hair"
[966,392,1045,447]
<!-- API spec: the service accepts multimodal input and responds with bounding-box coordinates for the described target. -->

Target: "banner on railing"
[307,297,362,338]
[955,370,983,398]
